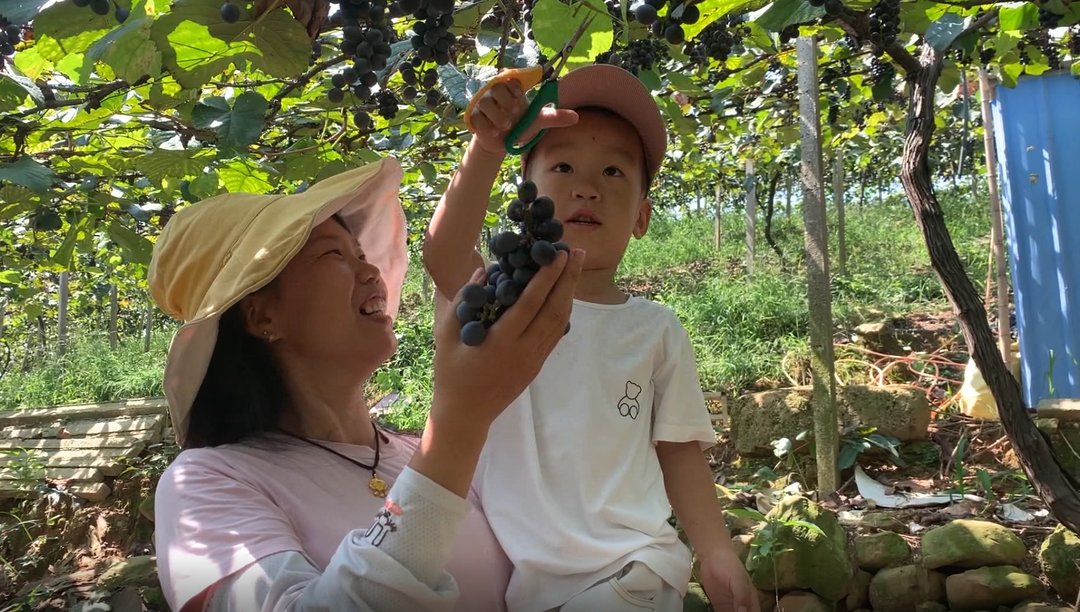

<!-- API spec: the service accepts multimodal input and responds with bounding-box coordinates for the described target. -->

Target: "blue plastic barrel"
[991,69,1080,406]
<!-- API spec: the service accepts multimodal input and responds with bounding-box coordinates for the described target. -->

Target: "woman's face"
[245,218,397,379]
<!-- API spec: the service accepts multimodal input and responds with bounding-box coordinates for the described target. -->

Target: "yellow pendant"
[369,473,388,498]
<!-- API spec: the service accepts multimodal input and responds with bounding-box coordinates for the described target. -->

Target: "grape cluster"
[398,60,442,109]
[408,0,456,66]
[684,15,749,65]
[979,47,994,65]
[70,0,129,21]
[868,57,894,88]
[523,0,537,40]
[457,180,569,346]
[806,0,850,17]
[778,24,800,46]
[310,39,323,66]
[867,0,900,53]
[0,18,21,66]
[597,39,668,75]
[632,0,700,45]
[1070,27,1080,56]
[1038,7,1060,29]
[375,90,399,119]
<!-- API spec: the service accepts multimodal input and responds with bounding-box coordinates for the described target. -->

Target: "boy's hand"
[469,79,579,155]
[699,549,760,612]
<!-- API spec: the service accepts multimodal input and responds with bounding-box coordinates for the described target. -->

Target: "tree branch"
[266,54,350,119]
[836,11,922,75]
[496,12,511,70]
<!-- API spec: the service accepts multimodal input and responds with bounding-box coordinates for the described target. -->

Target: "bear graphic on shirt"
[617,381,642,419]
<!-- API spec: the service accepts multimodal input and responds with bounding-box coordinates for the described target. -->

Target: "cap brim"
[162,158,407,444]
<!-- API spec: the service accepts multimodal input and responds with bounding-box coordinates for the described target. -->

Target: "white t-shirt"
[475,296,716,612]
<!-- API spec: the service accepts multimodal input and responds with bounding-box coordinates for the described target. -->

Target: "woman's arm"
[206,468,465,612]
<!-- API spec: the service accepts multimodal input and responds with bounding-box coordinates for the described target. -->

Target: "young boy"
[423,64,757,612]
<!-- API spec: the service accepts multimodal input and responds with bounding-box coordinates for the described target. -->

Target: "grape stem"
[489,0,526,47]
[257,109,349,157]
[266,54,350,119]
[496,11,511,69]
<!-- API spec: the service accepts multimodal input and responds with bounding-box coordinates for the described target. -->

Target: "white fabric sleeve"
[651,314,717,450]
[205,466,469,612]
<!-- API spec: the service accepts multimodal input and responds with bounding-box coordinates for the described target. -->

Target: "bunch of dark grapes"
[399,59,441,109]
[0,18,21,66]
[523,0,536,40]
[868,57,895,88]
[979,47,995,65]
[376,90,399,119]
[866,0,900,53]
[409,1,456,66]
[690,15,749,65]
[69,0,129,21]
[778,24,799,46]
[806,0,849,16]
[457,180,570,346]
[310,39,323,66]
[632,0,700,45]
[1070,27,1080,56]
[1038,7,1061,28]
[598,39,668,75]
[827,98,839,125]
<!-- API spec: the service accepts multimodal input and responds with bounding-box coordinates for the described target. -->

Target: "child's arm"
[658,443,759,612]
[423,81,577,300]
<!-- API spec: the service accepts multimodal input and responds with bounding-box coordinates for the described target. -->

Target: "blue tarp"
[991,70,1080,406]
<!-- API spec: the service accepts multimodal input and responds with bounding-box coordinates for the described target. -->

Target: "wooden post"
[714,181,722,250]
[797,35,839,495]
[785,171,793,217]
[745,158,756,276]
[143,299,152,353]
[978,68,1011,369]
[877,179,883,206]
[859,168,867,209]
[109,284,119,351]
[834,150,847,277]
[58,271,69,357]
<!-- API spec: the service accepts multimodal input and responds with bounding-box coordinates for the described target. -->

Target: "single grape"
[399,0,421,12]
[496,280,523,306]
[115,6,130,22]
[435,38,450,53]
[531,240,557,266]
[402,85,418,100]
[441,12,455,26]
[430,0,454,13]
[518,180,538,203]
[553,242,570,253]
[508,247,531,269]
[0,42,11,56]
[634,3,658,24]
[513,267,535,285]
[530,196,554,221]
[490,231,520,256]
[362,71,378,86]
[328,87,345,103]
[665,24,685,45]
[507,198,525,222]
[353,83,372,99]
[435,51,451,65]
[343,67,359,84]
[355,57,372,74]
[402,68,417,84]
[679,4,699,23]
[371,55,387,71]
[534,218,564,242]
[366,27,384,44]
[423,69,439,88]
[462,283,488,309]
[485,284,498,303]
[376,42,392,56]
[489,270,503,286]
[92,0,112,14]
[356,41,373,57]
[73,0,91,7]
[486,262,501,278]
[344,25,364,42]
[332,73,347,89]
[824,0,843,15]
[651,20,664,36]
[456,300,479,325]
[354,110,373,130]
[461,320,487,346]
[219,1,240,22]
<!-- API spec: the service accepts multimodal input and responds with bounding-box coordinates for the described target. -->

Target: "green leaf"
[872,74,894,101]
[53,214,86,270]
[86,7,162,83]
[925,12,964,52]
[0,75,35,112]
[449,0,496,34]
[437,63,498,109]
[638,68,662,91]
[192,92,267,147]
[136,149,216,184]
[150,0,310,89]
[419,162,438,183]
[0,270,21,285]
[532,0,614,71]
[838,443,860,469]
[0,156,55,194]
[976,468,993,495]
[219,158,275,193]
[24,303,43,320]
[13,46,54,81]
[998,61,1023,88]
[938,63,961,95]
[33,0,119,62]
[189,172,220,199]
[786,519,827,537]
[756,0,824,32]
[1072,63,1080,77]
[107,220,153,265]
[999,4,1039,31]
[0,0,53,24]
[685,0,767,38]
[666,70,705,95]
[724,507,767,522]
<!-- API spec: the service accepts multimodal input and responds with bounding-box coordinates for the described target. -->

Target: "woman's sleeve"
[158,459,470,612]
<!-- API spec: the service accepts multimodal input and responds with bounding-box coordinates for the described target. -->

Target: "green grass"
[0,187,993,432]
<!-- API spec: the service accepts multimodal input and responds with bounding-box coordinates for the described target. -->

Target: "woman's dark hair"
[183,213,353,449]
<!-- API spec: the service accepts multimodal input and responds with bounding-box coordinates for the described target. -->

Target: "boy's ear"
[633,198,652,239]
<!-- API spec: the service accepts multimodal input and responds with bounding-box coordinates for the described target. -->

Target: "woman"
[149,157,583,612]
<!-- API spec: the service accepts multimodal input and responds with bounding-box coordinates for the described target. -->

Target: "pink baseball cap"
[522,64,667,181]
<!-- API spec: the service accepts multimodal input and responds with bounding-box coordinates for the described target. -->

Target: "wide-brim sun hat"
[522,64,668,180]
[149,157,408,444]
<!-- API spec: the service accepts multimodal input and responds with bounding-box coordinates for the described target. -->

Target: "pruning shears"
[464,13,596,155]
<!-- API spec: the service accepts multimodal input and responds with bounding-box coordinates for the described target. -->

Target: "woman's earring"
[263,330,275,342]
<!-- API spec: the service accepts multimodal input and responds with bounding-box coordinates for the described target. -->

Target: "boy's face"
[525,109,651,271]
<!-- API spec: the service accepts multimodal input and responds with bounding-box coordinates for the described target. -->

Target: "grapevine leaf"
[0,0,53,24]
[53,214,86,270]
[86,7,163,83]
[219,158,275,193]
[638,68,663,91]
[0,270,21,285]
[938,63,960,94]
[419,162,438,183]
[685,0,768,38]
[150,0,310,89]
[189,172,220,199]
[0,74,37,112]
[191,91,268,147]
[13,46,54,81]
[437,63,497,109]
[925,12,964,52]
[724,507,767,522]
[756,0,824,32]
[999,4,1039,31]
[666,71,705,95]
[532,0,614,71]
[1073,63,1080,77]
[135,149,216,184]
[998,61,1023,88]
[449,0,496,34]
[107,220,153,265]
[33,0,121,63]
[0,157,55,194]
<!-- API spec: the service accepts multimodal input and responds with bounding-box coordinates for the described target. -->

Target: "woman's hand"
[468,80,578,155]
[413,248,584,497]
